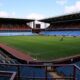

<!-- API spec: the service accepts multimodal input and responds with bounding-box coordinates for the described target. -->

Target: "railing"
[0,63,79,80]
[73,64,80,80]
[0,71,17,80]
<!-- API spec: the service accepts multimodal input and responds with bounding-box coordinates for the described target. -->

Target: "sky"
[0,0,80,19]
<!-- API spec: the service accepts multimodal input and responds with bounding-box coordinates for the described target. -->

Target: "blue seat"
[0,32,36,36]
[0,76,10,80]
[56,61,80,80]
[40,31,80,36]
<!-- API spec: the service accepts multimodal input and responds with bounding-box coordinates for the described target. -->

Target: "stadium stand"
[39,13,80,36]
[0,18,36,36]
[0,44,80,79]
[0,45,53,80]
[1,44,80,80]
[0,45,80,80]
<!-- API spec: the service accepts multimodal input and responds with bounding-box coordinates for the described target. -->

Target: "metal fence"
[0,63,79,80]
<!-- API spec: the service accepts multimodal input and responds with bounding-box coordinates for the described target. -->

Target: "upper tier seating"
[0,24,32,31]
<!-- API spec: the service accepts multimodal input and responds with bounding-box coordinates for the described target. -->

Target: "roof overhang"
[39,12,80,23]
[0,17,34,24]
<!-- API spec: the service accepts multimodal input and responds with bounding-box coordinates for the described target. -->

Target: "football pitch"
[0,36,80,61]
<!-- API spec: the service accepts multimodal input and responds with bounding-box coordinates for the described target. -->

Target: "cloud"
[26,13,45,20]
[56,0,67,5]
[64,1,80,13]
[0,11,16,18]
[11,12,16,17]
[0,11,9,17]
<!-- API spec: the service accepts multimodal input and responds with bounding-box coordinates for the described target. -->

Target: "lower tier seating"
[0,50,20,64]
[40,31,80,36]
[0,65,52,80]
[0,76,10,80]
[56,61,80,80]
[0,32,37,36]
[0,49,52,80]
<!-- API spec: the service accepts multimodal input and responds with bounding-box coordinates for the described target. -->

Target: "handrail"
[0,71,17,80]
[0,63,79,80]
[10,72,17,80]
[18,76,74,79]
[0,62,74,66]
[74,64,80,71]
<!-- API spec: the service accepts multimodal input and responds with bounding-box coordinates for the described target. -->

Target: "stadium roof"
[39,12,80,23]
[0,17,34,23]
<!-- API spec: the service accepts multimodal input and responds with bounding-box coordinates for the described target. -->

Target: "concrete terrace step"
[49,71,65,80]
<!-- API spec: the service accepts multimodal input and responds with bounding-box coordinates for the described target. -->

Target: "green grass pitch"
[0,36,80,61]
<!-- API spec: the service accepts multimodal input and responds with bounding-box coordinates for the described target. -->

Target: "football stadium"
[0,12,80,80]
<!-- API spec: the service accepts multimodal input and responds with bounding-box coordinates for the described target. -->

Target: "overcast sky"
[0,0,80,19]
